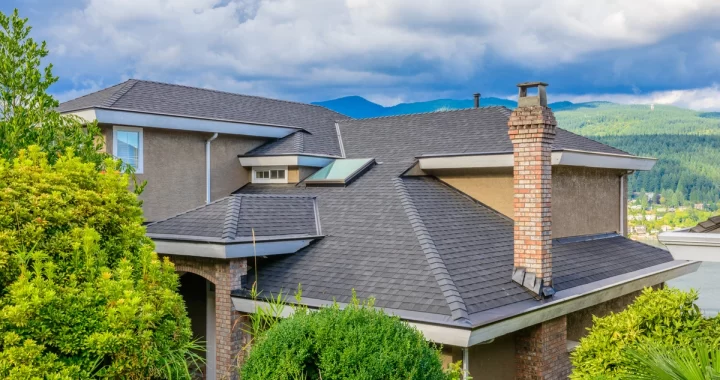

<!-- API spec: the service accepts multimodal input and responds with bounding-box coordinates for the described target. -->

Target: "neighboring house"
[60,81,699,380]
[660,215,720,262]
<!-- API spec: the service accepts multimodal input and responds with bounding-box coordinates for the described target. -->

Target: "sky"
[4,0,720,110]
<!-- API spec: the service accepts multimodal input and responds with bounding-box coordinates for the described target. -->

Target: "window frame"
[252,166,288,184]
[112,125,144,174]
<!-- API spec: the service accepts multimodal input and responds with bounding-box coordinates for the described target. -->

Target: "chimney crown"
[517,82,548,108]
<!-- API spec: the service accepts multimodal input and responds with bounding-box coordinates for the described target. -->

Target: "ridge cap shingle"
[393,177,470,323]
[102,79,138,107]
[341,106,509,122]
[223,195,242,240]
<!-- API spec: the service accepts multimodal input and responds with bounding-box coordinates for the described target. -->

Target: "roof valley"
[393,177,470,323]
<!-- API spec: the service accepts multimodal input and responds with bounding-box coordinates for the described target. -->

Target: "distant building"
[635,226,647,234]
[630,205,642,211]
[645,215,657,221]
[694,203,705,210]
[656,207,667,213]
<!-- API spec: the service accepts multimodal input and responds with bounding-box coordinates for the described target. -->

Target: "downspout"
[462,348,469,380]
[620,172,626,235]
[206,133,219,204]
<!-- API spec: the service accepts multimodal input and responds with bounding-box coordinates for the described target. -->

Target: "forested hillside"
[554,103,720,208]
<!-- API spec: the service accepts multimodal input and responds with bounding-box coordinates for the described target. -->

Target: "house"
[645,214,657,221]
[695,203,705,210]
[60,81,699,380]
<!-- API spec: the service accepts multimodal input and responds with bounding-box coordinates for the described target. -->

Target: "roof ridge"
[57,80,132,108]
[223,195,243,240]
[127,79,347,114]
[341,106,509,122]
[103,79,138,107]
[392,177,470,323]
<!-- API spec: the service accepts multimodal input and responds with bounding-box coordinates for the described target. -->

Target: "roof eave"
[150,234,323,259]
[418,149,657,171]
[659,230,720,262]
[238,154,336,168]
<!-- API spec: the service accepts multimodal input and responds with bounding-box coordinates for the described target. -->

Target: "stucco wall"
[442,334,516,380]
[102,125,266,221]
[437,166,624,239]
[553,166,623,239]
[436,169,514,217]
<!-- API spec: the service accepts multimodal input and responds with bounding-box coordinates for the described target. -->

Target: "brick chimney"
[508,82,556,298]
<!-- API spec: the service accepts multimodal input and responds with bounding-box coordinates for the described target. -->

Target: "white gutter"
[419,150,657,172]
[659,230,720,262]
[206,133,218,204]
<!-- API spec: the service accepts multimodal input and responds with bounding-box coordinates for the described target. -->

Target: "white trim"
[418,150,657,171]
[659,230,720,262]
[153,239,315,259]
[206,133,219,204]
[620,173,625,235]
[71,107,298,138]
[252,166,288,184]
[239,155,335,168]
[112,125,144,174]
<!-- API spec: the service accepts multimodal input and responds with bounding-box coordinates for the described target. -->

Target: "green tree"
[0,9,104,166]
[0,147,198,378]
[241,293,459,380]
[570,288,720,379]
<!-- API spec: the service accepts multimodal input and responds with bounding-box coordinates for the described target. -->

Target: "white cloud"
[555,85,720,111]
[41,0,720,98]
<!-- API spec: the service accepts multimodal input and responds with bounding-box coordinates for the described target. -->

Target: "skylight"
[305,158,375,186]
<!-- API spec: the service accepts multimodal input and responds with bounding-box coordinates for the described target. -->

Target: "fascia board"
[659,231,720,262]
[153,239,314,259]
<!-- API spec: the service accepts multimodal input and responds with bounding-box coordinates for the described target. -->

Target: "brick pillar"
[168,256,247,380]
[515,316,571,380]
[508,82,557,296]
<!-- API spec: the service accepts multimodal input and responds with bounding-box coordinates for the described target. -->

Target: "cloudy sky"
[4,0,720,109]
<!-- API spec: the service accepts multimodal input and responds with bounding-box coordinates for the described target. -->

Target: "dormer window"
[252,166,287,183]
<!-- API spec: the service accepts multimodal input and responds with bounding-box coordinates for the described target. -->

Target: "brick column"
[515,316,571,380]
[168,256,247,380]
[508,82,557,296]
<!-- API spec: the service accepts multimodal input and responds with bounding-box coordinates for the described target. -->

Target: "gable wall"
[101,124,267,221]
[436,166,624,239]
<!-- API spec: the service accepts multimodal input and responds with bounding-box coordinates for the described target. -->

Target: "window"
[113,126,143,173]
[253,166,287,183]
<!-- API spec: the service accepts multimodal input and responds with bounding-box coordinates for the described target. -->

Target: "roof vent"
[473,93,481,108]
[517,82,548,107]
[304,158,375,186]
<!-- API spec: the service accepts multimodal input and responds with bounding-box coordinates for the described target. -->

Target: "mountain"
[315,96,720,208]
[313,96,519,118]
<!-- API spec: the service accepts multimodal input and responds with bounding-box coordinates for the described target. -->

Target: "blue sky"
[4,0,720,109]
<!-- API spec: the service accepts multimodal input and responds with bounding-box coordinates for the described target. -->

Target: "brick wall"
[515,315,570,380]
[168,256,248,380]
[508,105,557,287]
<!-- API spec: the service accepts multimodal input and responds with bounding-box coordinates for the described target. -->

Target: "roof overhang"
[658,230,720,262]
[231,259,698,347]
[418,149,657,171]
[238,154,336,168]
[64,107,300,138]
[150,234,322,259]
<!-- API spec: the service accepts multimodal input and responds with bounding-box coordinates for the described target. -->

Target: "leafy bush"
[623,341,720,380]
[0,148,197,378]
[241,294,455,380]
[571,287,720,379]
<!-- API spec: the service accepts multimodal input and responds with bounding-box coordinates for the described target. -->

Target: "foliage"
[0,147,198,378]
[241,291,458,380]
[570,287,720,379]
[623,341,720,380]
[0,9,105,167]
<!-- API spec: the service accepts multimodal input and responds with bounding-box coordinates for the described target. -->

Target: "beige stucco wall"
[552,166,623,239]
[102,125,267,221]
[436,169,514,217]
[436,166,624,239]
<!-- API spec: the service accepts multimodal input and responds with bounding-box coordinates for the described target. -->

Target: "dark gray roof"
[146,194,319,241]
[58,79,347,156]
[337,107,628,160]
[690,216,720,233]
[235,173,673,323]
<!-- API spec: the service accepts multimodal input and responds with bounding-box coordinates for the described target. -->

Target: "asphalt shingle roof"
[690,216,720,233]
[146,194,319,240]
[58,79,347,156]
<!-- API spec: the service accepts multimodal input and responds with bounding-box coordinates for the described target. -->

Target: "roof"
[690,215,720,233]
[337,107,629,159]
[232,172,673,324]
[58,79,347,156]
[145,194,319,242]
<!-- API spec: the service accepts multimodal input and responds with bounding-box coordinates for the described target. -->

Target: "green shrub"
[0,148,197,378]
[571,287,720,379]
[241,295,454,380]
